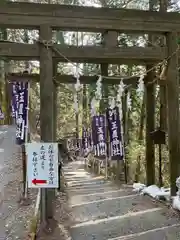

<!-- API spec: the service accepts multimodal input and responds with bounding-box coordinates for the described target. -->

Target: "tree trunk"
[2,29,11,125]
[135,94,145,182]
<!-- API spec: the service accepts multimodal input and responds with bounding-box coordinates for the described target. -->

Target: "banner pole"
[119,97,127,184]
[105,114,108,179]
[25,82,30,199]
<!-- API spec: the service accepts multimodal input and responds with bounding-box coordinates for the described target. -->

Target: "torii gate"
[0,1,179,222]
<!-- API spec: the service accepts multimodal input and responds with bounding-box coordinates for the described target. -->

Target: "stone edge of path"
[83,162,180,220]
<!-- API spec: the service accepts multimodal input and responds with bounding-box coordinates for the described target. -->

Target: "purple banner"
[11,100,15,118]
[16,82,29,145]
[89,130,92,148]
[82,127,91,156]
[91,117,97,146]
[92,115,106,157]
[10,82,19,119]
[82,128,89,150]
[106,106,124,160]
[75,138,81,150]
[0,105,4,120]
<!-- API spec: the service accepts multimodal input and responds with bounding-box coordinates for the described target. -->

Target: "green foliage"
[126,141,146,183]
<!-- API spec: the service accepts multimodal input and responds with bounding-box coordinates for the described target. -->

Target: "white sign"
[27,143,58,188]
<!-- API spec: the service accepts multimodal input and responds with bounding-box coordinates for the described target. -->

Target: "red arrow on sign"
[32,179,47,185]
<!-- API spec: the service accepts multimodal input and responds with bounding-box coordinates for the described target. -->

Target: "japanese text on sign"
[15,82,29,144]
[27,143,58,188]
[92,115,106,157]
[106,107,124,159]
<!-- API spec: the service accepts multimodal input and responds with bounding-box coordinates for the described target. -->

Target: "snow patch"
[172,196,180,211]
[133,177,180,212]
[133,183,170,201]
[172,177,180,211]
[132,183,146,192]
[142,185,170,201]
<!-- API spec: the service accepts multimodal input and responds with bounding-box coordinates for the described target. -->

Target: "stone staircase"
[64,161,180,240]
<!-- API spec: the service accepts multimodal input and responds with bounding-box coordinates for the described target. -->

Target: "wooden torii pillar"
[39,24,56,223]
[145,0,156,186]
[100,30,118,112]
[166,32,180,196]
[53,62,58,141]
[144,67,155,186]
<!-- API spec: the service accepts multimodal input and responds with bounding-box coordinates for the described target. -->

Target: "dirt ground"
[0,126,38,240]
[36,186,72,240]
